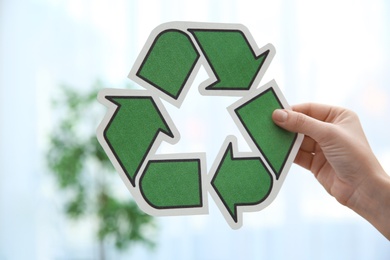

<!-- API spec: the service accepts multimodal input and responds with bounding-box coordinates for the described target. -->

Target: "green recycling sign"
[97,22,303,229]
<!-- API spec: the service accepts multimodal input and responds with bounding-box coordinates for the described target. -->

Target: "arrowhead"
[104,96,173,186]
[211,143,272,223]
[189,29,269,91]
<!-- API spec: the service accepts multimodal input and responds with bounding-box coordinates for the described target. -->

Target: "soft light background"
[0,0,389,259]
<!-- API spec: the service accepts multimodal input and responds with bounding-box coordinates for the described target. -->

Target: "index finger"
[292,103,347,123]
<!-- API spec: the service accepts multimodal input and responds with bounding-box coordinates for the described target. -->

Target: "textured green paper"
[96,22,303,229]
[211,143,272,222]
[190,29,269,90]
[137,30,199,99]
[235,88,297,179]
[140,160,202,209]
[104,96,172,186]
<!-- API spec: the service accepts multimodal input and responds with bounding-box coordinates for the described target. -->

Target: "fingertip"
[272,109,288,123]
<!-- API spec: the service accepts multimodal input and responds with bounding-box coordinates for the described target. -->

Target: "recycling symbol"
[97,22,303,229]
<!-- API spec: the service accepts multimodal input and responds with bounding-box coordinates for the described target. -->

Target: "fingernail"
[273,109,288,122]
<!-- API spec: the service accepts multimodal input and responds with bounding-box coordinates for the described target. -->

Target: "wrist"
[349,165,390,240]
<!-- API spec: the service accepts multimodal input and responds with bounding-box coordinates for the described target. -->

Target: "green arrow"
[189,29,269,90]
[140,159,203,209]
[104,96,173,186]
[137,29,199,100]
[235,87,297,179]
[211,143,272,223]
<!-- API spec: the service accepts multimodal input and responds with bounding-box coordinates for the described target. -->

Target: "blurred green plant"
[47,81,156,258]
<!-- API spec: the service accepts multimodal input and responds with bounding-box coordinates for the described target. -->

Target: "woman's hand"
[272,103,390,240]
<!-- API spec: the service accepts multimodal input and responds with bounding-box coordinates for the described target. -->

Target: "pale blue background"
[0,0,389,259]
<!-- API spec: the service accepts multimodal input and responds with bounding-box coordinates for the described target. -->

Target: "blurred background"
[0,0,389,259]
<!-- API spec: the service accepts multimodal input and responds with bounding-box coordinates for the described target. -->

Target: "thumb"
[272,109,327,141]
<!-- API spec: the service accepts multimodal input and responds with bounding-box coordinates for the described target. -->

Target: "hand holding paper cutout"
[97,22,303,229]
[273,103,390,240]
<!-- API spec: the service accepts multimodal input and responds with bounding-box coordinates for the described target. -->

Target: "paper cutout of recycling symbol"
[97,22,303,229]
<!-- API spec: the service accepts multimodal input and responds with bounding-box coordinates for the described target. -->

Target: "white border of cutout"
[208,80,304,229]
[97,21,303,228]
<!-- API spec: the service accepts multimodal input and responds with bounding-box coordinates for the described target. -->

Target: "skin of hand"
[272,103,390,240]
